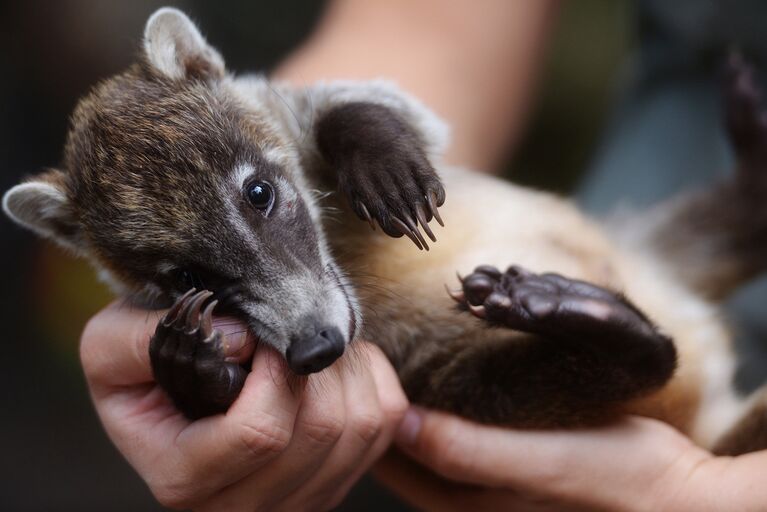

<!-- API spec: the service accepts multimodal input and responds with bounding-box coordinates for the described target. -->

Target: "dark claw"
[201,300,216,337]
[444,284,465,302]
[164,288,196,326]
[358,202,376,231]
[427,192,444,227]
[468,304,486,319]
[174,291,203,329]
[185,291,213,332]
[415,203,437,242]
[391,217,423,250]
[403,214,429,251]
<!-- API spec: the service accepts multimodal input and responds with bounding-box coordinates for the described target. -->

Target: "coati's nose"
[286,326,345,375]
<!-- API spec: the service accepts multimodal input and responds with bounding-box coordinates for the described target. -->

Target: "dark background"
[0,1,633,510]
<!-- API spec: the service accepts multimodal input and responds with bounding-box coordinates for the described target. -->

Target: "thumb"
[80,301,161,391]
[80,300,256,392]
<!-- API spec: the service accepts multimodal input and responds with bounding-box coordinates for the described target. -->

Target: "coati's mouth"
[203,263,358,376]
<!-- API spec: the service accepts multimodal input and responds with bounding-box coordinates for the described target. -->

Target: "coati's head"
[3,8,358,375]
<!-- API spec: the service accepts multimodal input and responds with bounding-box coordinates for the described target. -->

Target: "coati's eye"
[178,269,204,291]
[246,181,275,214]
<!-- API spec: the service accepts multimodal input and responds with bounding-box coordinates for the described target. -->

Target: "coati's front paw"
[449,265,675,355]
[340,154,445,251]
[149,289,247,419]
[316,102,445,250]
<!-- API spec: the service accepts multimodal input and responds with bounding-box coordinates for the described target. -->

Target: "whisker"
[266,82,306,140]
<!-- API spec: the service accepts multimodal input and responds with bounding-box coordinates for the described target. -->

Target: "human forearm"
[273,0,559,171]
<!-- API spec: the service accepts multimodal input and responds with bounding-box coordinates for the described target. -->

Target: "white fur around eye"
[231,163,297,212]
[274,177,298,209]
[232,163,255,189]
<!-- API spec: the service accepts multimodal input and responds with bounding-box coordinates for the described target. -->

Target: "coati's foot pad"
[149,289,247,419]
[316,102,445,250]
[450,265,676,369]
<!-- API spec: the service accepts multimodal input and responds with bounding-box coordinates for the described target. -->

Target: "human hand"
[80,301,408,511]
[374,408,741,512]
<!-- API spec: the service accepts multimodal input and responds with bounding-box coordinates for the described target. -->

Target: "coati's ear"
[2,169,85,253]
[143,7,225,81]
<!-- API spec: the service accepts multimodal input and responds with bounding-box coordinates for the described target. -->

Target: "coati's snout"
[240,263,358,374]
[287,319,346,375]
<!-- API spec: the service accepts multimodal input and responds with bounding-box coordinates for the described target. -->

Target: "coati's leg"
[406,265,677,427]
[624,53,767,300]
[315,102,445,249]
[149,289,247,419]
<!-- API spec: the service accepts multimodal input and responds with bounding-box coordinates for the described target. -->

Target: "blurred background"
[1,1,765,510]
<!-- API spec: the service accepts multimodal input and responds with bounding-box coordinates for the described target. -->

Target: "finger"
[284,342,406,509]
[396,409,706,509]
[207,359,348,510]
[80,300,163,390]
[215,316,257,364]
[319,343,410,508]
[373,450,552,512]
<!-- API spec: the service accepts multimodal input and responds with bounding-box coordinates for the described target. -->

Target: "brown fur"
[6,9,767,453]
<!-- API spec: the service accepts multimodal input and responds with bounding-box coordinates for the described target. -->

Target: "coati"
[4,8,767,456]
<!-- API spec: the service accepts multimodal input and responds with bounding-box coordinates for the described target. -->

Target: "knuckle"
[380,390,409,425]
[301,413,345,446]
[237,419,291,459]
[349,411,383,445]
[421,422,465,477]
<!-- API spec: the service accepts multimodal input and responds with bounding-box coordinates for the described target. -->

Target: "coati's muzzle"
[286,317,346,375]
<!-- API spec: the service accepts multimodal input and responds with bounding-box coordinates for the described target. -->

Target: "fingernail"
[213,317,256,362]
[396,407,423,446]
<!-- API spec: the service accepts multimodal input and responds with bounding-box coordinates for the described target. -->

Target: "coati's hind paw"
[149,289,247,419]
[448,265,677,386]
[724,52,767,169]
[316,102,445,250]
[451,265,651,334]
